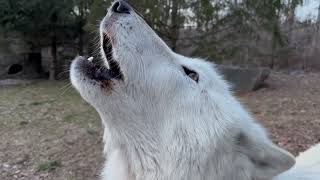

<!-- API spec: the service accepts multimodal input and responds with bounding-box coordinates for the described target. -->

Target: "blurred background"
[0,0,319,180]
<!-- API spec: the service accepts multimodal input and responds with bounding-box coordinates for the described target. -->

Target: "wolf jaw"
[70,1,320,180]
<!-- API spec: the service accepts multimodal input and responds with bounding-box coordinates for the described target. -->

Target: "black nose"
[112,1,131,14]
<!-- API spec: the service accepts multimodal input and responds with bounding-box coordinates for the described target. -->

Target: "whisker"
[59,84,73,97]
[59,78,72,88]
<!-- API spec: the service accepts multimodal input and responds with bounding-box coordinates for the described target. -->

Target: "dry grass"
[0,81,103,180]
[240,72,320,155]
[0,72,319,179]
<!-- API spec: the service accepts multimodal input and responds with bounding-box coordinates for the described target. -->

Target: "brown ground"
[240,72,320,155]
[0,72,319,180]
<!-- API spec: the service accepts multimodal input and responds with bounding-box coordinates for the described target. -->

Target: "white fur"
[70,2,320,180]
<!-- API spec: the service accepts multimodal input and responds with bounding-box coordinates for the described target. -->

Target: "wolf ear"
[237,132,295,179]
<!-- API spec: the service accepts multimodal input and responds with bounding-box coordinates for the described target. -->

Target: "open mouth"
[102,33,123,80]
[74,33,123,85]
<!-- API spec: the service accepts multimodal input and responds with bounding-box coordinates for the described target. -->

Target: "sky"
[296,0,319,21]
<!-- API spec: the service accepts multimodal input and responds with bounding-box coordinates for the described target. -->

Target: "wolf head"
[70,1,295,179]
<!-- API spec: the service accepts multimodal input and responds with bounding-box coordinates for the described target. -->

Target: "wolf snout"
[112,0,131,14]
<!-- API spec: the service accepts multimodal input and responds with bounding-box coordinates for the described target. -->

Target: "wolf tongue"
[94,68,112,80]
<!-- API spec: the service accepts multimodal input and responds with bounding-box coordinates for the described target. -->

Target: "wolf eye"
[182,66,199,83]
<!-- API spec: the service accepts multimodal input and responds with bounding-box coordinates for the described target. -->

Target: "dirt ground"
[241,72,320,155]
[0,72,319,180]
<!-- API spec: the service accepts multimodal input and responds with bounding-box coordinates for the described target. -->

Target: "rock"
[217,65,271,92]
[0,54,42,80]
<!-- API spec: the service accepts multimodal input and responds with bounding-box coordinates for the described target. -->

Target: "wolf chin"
[70,1,320,180]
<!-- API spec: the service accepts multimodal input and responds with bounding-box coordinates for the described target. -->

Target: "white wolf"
[70,1,320,180]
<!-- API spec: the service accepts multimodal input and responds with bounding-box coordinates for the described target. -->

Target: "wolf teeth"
[88,57,94,62]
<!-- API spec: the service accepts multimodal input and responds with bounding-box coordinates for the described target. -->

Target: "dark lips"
[76,58,113,81]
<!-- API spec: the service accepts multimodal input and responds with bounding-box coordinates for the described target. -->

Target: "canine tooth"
[88,57,94,62]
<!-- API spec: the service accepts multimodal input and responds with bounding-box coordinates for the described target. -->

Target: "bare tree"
[287,0,302,40]
[170,0,179,51]
[318,3,320,23]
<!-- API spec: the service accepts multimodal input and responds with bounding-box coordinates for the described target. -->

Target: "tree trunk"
[78,1,85,56]
[308,4,320,70]
[49,12,58,80]
[317,4,320,23]
[270,47,275,69]
[170,0,179,51]
[287,0,296,41]
[79,28,84,55]
[270,34,276,69]
[49,34,57,80]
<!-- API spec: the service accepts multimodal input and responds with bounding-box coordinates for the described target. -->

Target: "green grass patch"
[63,114,79,123]
[38,160,61,172]
[30,99,56,106]
[19,121,29,126]
[63,111,98,125]
[86,128,98,135]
